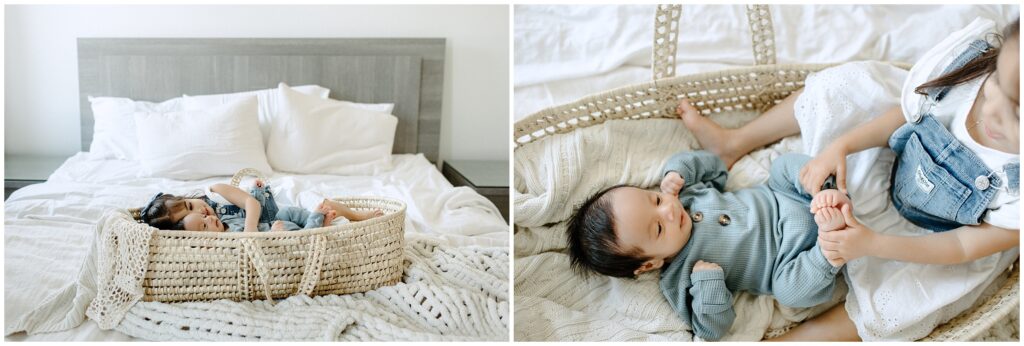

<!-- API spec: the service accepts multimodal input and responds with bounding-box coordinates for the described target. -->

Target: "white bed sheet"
[5,153,508,341]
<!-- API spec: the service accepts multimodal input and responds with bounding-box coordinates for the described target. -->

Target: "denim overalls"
[889,39,1020,232]
[202,185,280,225]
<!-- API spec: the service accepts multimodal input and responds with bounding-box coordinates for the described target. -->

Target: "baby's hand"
[271,220,285,231]
[693,260,722,272]
[661,172,685,196]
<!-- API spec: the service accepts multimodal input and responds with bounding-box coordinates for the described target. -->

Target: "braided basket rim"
[514,61,913,148]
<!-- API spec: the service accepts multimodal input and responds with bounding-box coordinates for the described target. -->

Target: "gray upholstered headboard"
[77,38,444,162]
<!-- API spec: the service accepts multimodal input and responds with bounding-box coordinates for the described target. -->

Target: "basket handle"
[652,4,682,80]
[230,168,268,187]
[651,4,778,80]
[239,238,275,302]
[296,234,327,296]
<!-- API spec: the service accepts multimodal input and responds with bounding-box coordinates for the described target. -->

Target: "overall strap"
[926,40,992,102]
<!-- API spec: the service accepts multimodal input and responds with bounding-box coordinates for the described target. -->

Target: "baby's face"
[608,186,693,270]
[182,213,226,232]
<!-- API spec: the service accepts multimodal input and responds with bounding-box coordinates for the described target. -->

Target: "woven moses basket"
[513,5,1019,341]
[127,168,407,303]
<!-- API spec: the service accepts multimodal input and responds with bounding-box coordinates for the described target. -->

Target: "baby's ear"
[633,258,665,276]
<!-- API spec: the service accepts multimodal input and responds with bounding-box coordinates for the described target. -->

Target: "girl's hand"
[693,260,722,272]
[661,172,685,196]
[800,144,849,195]
[209,183,262,232]
[818,204,875,262]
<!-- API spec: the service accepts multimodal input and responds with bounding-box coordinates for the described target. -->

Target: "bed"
[5,38,509,341]
[513,5,1020,341]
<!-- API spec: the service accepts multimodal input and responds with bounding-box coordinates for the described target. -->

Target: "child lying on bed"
[566,150,851,341]
[140,179,383,232]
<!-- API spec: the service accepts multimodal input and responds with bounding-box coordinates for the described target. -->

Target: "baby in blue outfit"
[566,150,850,341]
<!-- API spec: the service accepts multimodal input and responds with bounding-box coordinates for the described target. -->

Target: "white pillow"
[336,100,395,114]
[181,85,332,143]
[266,84,398,175]
[88,96,183,160]
[134,96,271,180]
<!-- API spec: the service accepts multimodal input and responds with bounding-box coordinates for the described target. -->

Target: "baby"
[141,179,383,232]
[566,150,850,341]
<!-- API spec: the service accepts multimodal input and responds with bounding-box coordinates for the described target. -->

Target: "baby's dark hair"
[915,17,1019,96]
[140,192,202,230]
[566,184,652,278]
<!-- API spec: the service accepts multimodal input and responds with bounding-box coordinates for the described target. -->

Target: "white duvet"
[4,153,508,340]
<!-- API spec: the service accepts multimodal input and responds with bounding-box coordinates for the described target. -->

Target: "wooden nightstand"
[441,160,509,223]
[5,155,68,200]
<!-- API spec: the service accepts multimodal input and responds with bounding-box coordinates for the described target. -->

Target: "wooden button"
[718,214,731,226]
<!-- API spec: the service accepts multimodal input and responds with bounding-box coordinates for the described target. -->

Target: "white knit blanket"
[513,117,847,341]
[82,212,508,341]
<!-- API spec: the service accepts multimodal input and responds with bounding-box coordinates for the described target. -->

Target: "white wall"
[4,5,510,163]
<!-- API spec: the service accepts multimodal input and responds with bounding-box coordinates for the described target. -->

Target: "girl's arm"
[800,105,907,194]
[820,205,1019,265]
[209,183,261,232]
[872,223,1018,264]
[830,105,907,154]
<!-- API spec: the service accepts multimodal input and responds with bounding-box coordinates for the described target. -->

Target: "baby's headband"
[139,192,165,223]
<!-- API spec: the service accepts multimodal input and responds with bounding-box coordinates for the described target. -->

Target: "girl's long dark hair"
[141,192,202,230]
[914,18,1019,96]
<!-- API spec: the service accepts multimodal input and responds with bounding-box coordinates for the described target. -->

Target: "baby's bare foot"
[322,210,337,227]
[677,99,741,168]
[317,201,332,215]
[811,189,851,214]
[814,206,846,232]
